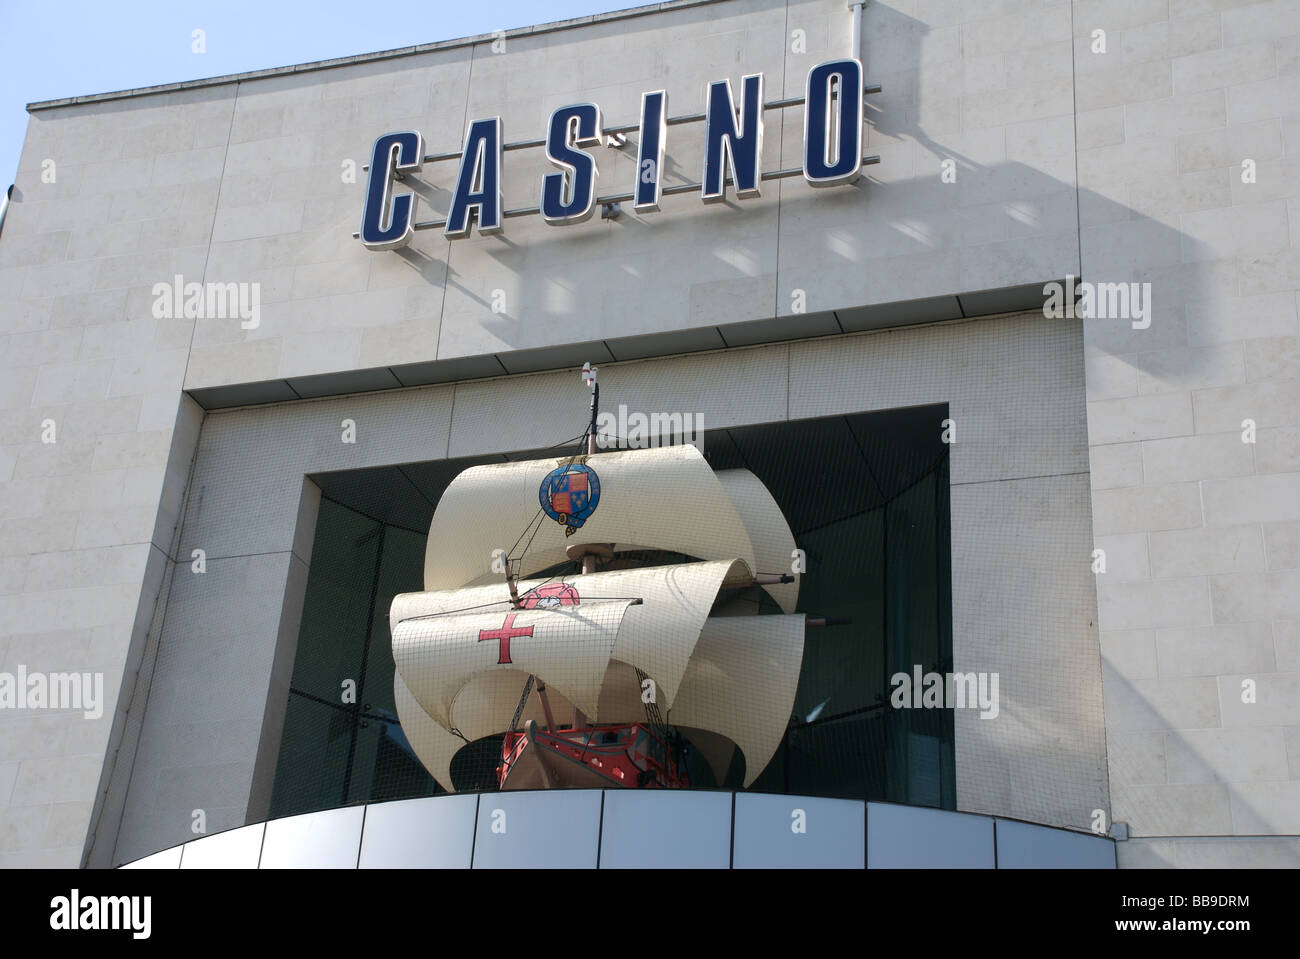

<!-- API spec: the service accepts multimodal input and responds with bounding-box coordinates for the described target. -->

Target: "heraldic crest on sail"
[539,463,600,536]
[388,363,833,791]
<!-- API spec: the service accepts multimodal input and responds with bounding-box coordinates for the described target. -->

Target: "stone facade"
[0,0,1294,867]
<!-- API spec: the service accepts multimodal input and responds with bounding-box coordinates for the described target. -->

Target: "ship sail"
[390,440,809,792]
[394,600,634,729]
[420,444,758,590]
[670,614,806,785]
[392,559,750,729]
[715,468,800,613]
[393,613,806,790]
[393,672,471,791]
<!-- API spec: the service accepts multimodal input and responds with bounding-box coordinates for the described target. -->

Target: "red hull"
[497,720,690,790]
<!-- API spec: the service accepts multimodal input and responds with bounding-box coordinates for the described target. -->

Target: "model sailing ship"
[389,365,828,791]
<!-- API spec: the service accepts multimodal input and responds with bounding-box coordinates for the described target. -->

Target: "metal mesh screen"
[269,405,954,814]
[269,501,440,819]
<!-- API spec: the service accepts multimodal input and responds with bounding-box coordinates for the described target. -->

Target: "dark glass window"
[269,406,954,815]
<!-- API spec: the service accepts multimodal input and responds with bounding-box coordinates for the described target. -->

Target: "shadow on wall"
[824,3,1252,840]
[371,0,1217,392]
[60,0,1272,864]
[861,7,1282,845]
[0,184,13,239]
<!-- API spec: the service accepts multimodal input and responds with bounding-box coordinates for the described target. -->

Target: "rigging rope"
[507,421,597,592]
[508,675,535,733]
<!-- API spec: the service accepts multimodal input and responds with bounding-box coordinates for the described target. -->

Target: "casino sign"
[358,58,879,250]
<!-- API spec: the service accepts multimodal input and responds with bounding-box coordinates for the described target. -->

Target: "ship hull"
[497,720,690,790]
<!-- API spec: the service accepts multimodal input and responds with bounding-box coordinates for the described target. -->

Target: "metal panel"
[358,795,479,868]
[605,326,727,362]
[497,341,615,375]
[179,823,265,869]
[995,819,1115,868]
[187,380,300,410]
[599,790,731,868]
[471,789,602,868]
[718,310,842,348]
[259,806,365,869]
[118,845,183,869]
[391,355,507,387]
[956,282,1051,319]
[117,794,1129,869]
[866,803,995,868]
[835,294,962,333]
[733,793,865,868]
[287,367,402,399]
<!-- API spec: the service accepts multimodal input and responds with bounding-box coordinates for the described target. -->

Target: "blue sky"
[0,0,632,184]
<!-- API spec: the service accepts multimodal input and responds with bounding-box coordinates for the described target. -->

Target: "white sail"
[601,559,751,710]
[391,441,809,794]
[420,444,757,591]
[393,601,633,730]
[391,580,536,630]
[392,558,752,723]
[716,469,801,613]
[397,614,806,792]
[393,671,464,792]
[674,727,739,787]
[670,614,807,787]
[395,669,585,794]
[594,614,807,788]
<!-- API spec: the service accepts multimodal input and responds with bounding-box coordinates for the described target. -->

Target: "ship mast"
[505,363,605,740]
[570,362,601,729]
[581,362,599,573]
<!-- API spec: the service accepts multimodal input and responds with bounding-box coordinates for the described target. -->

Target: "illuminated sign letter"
[359,131,424,250]
[446,117,504,238]
[803,58,863,186]
[540,103,602,224]
[701,73,764,202]
[635,90,667,213]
